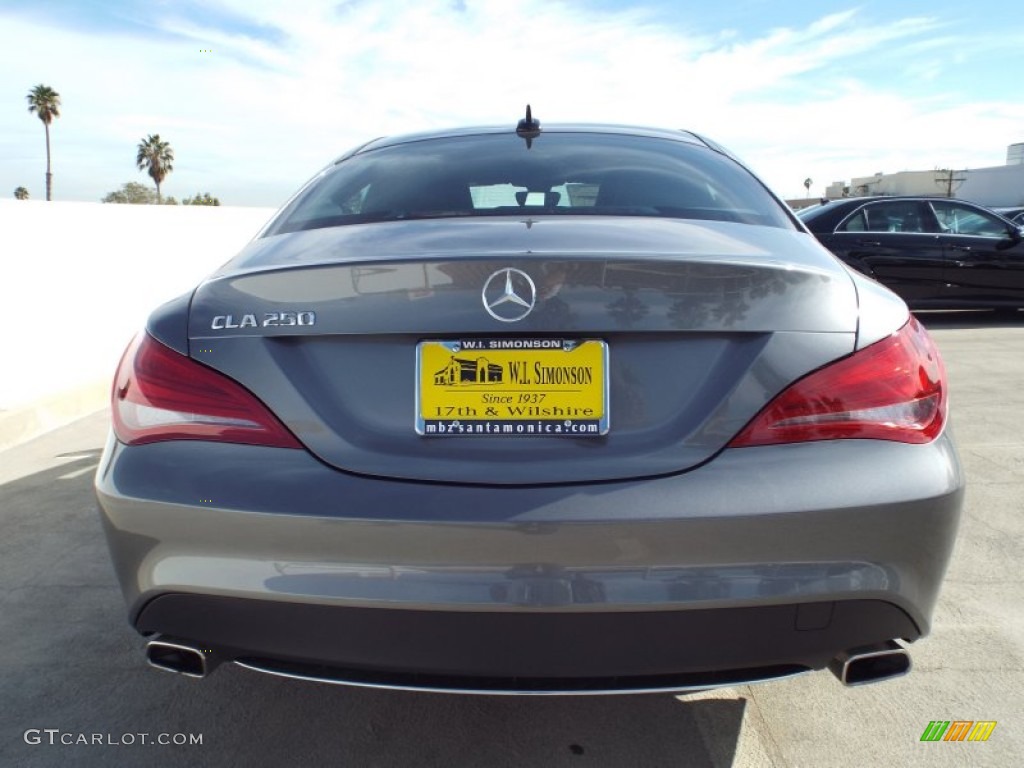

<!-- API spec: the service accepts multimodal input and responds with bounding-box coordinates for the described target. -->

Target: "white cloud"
[2,1,1022,203]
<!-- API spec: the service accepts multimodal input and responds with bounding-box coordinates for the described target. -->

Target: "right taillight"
[730,316,946,447]
[111,332,301,449]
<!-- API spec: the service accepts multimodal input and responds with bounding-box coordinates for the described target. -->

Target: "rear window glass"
[838,201,928,233]
[266,133,793,235]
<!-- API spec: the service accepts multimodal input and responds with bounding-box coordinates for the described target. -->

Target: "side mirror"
[997,225,1024,250]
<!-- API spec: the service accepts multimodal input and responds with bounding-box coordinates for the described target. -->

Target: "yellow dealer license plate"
[417,339,609,437]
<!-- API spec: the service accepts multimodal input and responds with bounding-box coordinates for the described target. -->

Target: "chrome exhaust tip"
[829,640,910,686]
[145,639,218,678]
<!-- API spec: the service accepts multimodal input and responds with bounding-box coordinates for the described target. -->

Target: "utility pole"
[935,168,967,198]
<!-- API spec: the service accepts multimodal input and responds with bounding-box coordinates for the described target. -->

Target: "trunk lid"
[187,217,857,484]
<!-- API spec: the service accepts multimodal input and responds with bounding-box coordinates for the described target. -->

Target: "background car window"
[838,201,928,233]
[929,201,1008,237]
[838,210,867,231]
[266,133,795,235]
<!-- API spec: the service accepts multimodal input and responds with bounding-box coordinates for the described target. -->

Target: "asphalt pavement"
[0,311,1021,767]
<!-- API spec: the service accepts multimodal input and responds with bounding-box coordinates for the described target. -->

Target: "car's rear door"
[820,200,946,305]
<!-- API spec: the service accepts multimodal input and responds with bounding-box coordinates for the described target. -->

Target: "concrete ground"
[0,311,1020,767]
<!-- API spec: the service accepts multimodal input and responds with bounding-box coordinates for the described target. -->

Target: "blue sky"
[2,0,1022,205]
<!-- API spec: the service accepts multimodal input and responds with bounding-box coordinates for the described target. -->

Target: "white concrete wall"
[0,200,276,413]
[958,165,1024,207]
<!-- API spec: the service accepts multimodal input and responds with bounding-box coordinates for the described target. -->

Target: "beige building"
[817,143,1024,207]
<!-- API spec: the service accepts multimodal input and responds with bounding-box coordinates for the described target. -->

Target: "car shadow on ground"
[0,455,748,768]
[914,308,1024,330]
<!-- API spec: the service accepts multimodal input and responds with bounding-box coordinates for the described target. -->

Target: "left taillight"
[111,333,302,448]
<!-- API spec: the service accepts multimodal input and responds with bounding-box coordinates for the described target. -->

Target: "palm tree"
[136,134,174,203]
[26,84,61,201]
[14,186,30,200]
[803,177,813,196]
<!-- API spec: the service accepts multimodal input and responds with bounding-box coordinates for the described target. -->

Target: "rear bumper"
[139,595,917,692]
[95,431,963,689]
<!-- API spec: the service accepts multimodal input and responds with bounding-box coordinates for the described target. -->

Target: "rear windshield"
[266,132,794,235]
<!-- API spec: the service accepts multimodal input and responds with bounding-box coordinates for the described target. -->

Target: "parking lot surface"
[1,312,1021,767]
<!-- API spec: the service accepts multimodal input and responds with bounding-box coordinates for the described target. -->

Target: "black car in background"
[798,197,1024,309]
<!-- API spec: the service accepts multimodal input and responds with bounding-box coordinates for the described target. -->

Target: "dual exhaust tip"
[146,636,911,687]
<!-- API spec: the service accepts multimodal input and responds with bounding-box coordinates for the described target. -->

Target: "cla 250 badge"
[210,311,316,330]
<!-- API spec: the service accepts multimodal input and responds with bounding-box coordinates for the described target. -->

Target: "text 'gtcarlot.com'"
[24,729,203,746]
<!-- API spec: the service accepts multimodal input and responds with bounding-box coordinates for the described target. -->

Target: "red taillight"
[111,333,301,448]
[730,317,946,447]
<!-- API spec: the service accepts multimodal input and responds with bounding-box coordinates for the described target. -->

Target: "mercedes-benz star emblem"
[482,268,537,322]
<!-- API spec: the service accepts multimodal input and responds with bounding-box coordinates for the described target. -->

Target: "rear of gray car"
[95,125,963,693]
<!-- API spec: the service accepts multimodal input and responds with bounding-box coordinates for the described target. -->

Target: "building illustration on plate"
[434,356,503,385]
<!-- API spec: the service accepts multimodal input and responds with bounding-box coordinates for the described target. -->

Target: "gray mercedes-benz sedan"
[95,112,964,694]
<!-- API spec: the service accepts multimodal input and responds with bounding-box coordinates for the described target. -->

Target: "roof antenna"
[516,104,541,149]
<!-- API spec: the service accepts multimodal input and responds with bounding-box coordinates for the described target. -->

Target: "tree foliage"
[102,182,159,204]
[14,186,30,200]
[26,84,61,201]
[183,192,221,206]
[26,84,60,125]
[136,134,174,203]
[101,183,179,204]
